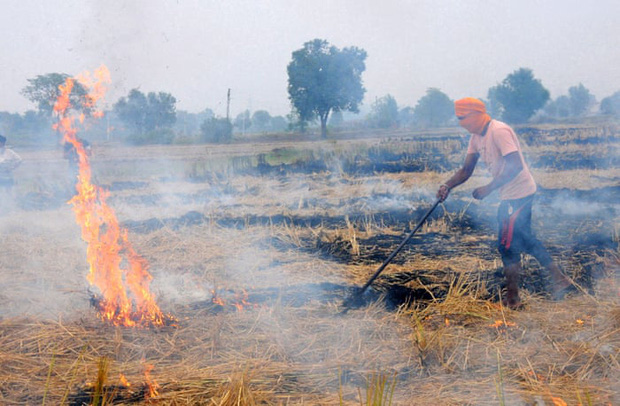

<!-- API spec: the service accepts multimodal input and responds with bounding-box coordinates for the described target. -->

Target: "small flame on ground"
[212,289,226,306]
[211,288,259,311]
[143,364,160,399]
[53,66,175,328]
[489,320,516,329]
[526,370,546,382]
[119,373,131,388]
[550,396,567,406]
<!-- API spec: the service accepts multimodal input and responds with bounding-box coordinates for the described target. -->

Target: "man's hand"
[437,184,450,202]
[472,185,491,200]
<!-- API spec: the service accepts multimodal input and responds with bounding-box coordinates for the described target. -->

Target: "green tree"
[545,95,571,118]
[328,110,344,128]
[557,96,571,117]
[233,110,251,133]
[412,88,454,128]
[21,73,90,117]
[398,106,415,128]
[486,87,503,118]
[568,83,594,116]
[22,110,50,134]
[146,91,177,130]
[0,112,24,135]
[200,117,232,143]
[271,116,288,132]
[175,108,214,136]
[114,89,177,135]
[251,110,272,132]
[114,89,148,134]
[369,94,399,129]
[0,110,48,136]
[600,91,620,116]
[488,68,550,123]
[543,84,594,120]
[287,39,367,138]
[286,110,307,133]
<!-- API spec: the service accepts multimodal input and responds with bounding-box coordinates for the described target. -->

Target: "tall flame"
[53,66,173,327]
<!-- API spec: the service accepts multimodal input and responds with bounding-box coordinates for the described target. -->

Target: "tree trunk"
[320,117,327,139]
[320,110,329,139]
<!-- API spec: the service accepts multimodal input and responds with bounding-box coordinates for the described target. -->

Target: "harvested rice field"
[1,124,618,405]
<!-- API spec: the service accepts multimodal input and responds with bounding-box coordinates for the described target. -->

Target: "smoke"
[0,204,90,319]
[549,197,612,217]
[151,272,213,305]
[5,137,616,320]
[2,121,617,405]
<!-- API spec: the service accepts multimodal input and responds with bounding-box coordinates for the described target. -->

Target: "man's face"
[457,113,485,135]
[457,114,475,133]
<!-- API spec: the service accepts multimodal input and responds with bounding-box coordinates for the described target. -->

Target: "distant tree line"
[3,72,297,146]
[2,40,620,146]
[357,68,611,131]
[232,110,288,135]
[286,41,619,136]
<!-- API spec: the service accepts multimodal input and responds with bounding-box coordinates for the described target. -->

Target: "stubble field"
[0,124,618,405]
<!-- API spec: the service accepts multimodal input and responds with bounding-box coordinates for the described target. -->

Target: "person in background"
[436,98,571,309]
[0,134,22,194]
[63,138,91,185]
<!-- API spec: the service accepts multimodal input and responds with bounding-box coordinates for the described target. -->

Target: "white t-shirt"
[0,148,22,180]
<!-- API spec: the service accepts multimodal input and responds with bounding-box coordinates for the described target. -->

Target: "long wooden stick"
[344,199,441,305]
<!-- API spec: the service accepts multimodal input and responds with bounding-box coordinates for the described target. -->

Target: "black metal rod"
[354,198,441,297]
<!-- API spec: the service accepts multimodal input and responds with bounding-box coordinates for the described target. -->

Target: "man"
[0,134,22,193]
[436,98,571,309]
[63,137,91,185]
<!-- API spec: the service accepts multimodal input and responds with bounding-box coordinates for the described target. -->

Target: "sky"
[1,0,619,118]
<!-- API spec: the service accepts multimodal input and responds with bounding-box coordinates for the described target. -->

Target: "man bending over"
[437,98,571,309]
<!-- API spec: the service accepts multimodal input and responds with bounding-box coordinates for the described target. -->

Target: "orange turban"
[454,97,491,135]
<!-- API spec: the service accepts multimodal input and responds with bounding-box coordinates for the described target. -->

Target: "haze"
[1,0,618,118]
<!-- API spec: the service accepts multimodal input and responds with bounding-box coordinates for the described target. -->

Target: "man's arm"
[437,153,479,202]
[472,151,522,199]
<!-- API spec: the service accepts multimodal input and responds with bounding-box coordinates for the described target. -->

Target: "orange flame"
[551,396,567,406]
[526,370,546,382]
[489,320,516,329]
[53,66,174,327]
[143,363,160,399]
[119,373,131,388]
[211,287,258,311]
[212,297,226,306]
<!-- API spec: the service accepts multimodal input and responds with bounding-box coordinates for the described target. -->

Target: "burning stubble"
[51,66,175,328]
[0,119,617,404]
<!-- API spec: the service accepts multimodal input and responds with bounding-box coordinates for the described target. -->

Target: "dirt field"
[1,124,618,405]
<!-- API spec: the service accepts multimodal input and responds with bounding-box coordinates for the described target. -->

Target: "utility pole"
[226,88,231,122]
[106,114,111,142]
[242,110,246,135]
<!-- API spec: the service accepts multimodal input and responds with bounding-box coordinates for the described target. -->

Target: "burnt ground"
[16,141,618,211]
[15,146,617,311]
[99,181,617,310]
[2,129,619,405]
[107,184,618,232]
[517,125,619,146]
[265,185,617,308]
[23,159,613,310]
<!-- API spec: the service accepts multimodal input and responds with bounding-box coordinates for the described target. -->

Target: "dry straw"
[1,124,618,404]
